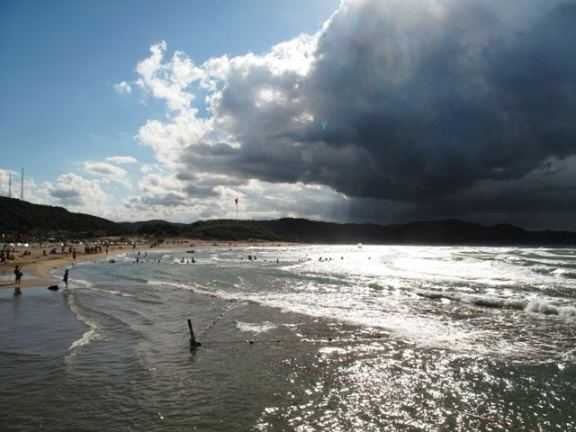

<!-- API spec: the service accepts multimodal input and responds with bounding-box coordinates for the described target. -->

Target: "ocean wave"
[497,255,527,265]
[66,278,94,289]
[147,279,238,301]
[497,254,576,269]
[561,348,576,362]
[69,327,99,351]
[530,265,576,279]
[145,278,529,355]
[531,266,556,275]
[368,282,387,291]
[525,300,576,318]
[120,275,150,284]
[65,290,101,355]
[551,269,576,279]
[87,287,135,298]
[417,291,576,319]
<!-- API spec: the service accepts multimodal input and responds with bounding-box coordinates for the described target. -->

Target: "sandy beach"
[0,239,198,290]
[0,239,295,290]
[0,244,154,290]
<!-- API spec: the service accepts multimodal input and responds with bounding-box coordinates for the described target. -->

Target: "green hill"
[0,196,116,235]
[2,197,576,245]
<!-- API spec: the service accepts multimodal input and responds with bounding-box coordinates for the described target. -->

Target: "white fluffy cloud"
[106,155,138,165]
[47,174,108,212]
[113,81,132,94]
[134,40,205,112]
[137,110,210,168]
[22,173,137,221]
[124,174,348,223]
[116,31,335,221]
[83,161,128,185]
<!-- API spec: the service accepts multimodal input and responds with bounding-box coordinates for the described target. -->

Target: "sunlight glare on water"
[1,245,575,431]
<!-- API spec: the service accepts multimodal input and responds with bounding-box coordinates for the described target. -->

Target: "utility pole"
[20,168,24,200]
[8,172,12,198]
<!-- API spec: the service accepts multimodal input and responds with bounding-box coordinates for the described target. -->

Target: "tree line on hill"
[2,196,576,245]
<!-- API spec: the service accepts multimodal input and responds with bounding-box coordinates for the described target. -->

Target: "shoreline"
[0,246,138,289]
[0,239,296,290]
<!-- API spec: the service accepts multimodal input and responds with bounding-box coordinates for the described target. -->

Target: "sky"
[1,0,576,229]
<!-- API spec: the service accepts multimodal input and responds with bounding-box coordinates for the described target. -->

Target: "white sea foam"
[141,247,576,357]
[551,268,576,279]
[460,295,527,311]
[146,279,504,352]
[531,266,556,275]
[64,290,101,356]
[417,290,576,320]
[236,321,278,334]
[69,327,99,351]
[525,300,576,319]
[318,346,348,355]
[561,348,576,362]
[71,278,94,289]
[88,287,135,298]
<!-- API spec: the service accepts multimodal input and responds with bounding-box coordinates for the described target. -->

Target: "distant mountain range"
[2,196,576,245]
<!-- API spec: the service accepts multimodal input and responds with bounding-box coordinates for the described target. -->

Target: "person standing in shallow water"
[14,265,23,296]
[63,269,69,288]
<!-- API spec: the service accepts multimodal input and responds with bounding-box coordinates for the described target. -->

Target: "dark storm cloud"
[126,0,576,226]
[346,155,576,229]
[181,0,576,214]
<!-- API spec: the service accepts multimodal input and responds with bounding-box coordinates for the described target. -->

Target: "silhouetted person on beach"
[14,265,23,296]
[63,269,69,288]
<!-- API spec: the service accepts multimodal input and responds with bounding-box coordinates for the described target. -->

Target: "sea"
[1,245,575,431]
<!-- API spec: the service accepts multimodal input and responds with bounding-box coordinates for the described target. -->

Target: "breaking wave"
[417,291,576,319]
[64,290,101,357]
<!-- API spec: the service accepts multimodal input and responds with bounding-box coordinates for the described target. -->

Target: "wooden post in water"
[187,319,202,350]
